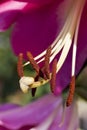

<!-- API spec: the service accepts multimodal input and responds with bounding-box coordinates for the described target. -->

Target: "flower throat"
[17,0,86,107]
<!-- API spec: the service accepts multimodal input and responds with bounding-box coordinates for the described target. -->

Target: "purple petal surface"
[0,103,20,112]
[49,102,79,130]
[0,94,62,129]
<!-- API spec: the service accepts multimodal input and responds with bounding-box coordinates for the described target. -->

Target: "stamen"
[18,0,86,101]
[39,68,47,80]
[23,3,75,67]
[44,46,51,79]
[66,0,85,106]
[17,53,24,77]
[56,33,72,73]
[27,51,40,74]
[66,76,75,107]
[23,0,85,69]
[50,59,57,93]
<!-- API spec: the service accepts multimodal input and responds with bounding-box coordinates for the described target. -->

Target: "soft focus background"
[0,30,87,130]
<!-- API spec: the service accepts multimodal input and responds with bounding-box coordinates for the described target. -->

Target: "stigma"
[17,0,85,106]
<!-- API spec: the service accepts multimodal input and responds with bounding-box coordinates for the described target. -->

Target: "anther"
[17,53,24,77]
[44,46,51,79]
[40,67,47,80]
[66,76,75,107]
[50,59,57,93]
[27,51,40,74]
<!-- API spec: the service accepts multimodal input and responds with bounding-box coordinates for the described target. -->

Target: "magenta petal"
[15,0,58,6]
[0,94,62,129]
[11,0,73,58]
[11,1,59,58]
[0,1,28,31]
[11,0,87,94]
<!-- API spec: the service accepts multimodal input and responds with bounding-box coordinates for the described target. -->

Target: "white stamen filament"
[23,0,76,66]
[56,33,72,72]
[56,0,85,74]
[71,0,85,76]
[24,0,85,80]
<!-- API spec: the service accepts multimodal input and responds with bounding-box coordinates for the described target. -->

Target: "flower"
[0,94,79,130]
[0,0,87,105]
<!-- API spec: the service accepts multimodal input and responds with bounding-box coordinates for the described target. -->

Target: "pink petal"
[0,94,62,129]
[0,1,28,31]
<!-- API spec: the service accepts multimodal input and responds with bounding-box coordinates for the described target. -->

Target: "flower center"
[17,0,86,106]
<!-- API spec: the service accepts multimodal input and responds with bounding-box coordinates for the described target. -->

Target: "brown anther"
[50,59,57,93]
[44,46,51,79]
[66,76,75,107]
[17,53,24,77]
[27,51,40,74]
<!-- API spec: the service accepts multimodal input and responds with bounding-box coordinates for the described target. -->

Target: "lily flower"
[0,0,87,105]
[0,94,79,130]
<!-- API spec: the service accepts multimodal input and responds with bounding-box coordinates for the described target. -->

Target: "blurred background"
[0,30,87,130]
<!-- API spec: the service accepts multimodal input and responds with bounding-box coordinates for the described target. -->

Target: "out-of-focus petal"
[0,94,62,129]
[48,102,79,130]
[0,103,20,112]
[0,1,28,31]
[11,0,74,58]
[30,101,79,130]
